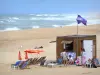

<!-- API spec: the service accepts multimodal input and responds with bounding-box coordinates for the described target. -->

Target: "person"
[57,56,63,65]
[68,55,74,65]
[75,58,80,66]
[91,57,97,68]
[86,59,92,68]
[60,50,68,66]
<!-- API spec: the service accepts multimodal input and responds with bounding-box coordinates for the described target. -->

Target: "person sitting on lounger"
[68,55,74,65]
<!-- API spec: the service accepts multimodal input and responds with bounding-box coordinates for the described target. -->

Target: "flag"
[76,15,87,25]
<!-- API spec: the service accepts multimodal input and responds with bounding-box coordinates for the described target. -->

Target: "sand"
[0,64,100,75]
[0,24,100,75]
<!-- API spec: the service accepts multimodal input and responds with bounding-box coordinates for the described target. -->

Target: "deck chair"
[29,58,35,65]
[40,59,46,66]
[19,60,31,69]
[28,58,34,65]
[11,61,22,69]
[32,57,39,65]
[37,56,46,64]
[19,62,28,69]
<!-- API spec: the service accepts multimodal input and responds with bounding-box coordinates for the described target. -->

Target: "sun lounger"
[40,59,46,66]
[32,56,46,65]
[47,63,57,68]
[37,56,46,64]
[19,59,31,69]
[44,60,57,68]
[11,61,22,69]
[33,57,39,64]
[20,62,28,69]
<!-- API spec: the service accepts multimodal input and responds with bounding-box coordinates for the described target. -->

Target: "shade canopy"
[24,49,44,59]
[61,41,72,44]
[24,49,44,54]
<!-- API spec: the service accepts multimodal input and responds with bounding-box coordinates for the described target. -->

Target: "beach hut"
[56,35,96,60]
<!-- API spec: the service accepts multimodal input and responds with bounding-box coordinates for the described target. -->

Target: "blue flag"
[76,15,87,25]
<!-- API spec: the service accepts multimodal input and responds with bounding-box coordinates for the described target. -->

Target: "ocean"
[0,14,100,31]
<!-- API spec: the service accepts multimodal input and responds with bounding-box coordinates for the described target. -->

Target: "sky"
[0,0,100,14]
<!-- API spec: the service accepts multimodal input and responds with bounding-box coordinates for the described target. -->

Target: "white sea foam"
[3,27,20,31]
[36,14,43,16]
[8,17,19,20]
[30,14,96,21]
[32,26,40,28]
[29,14,35,15]
[6,20,16,22]
[48,14,60,16]
[43,14,49,16]
[35,14,60,17]
[0,21,4,23]
[52,25,62,27]
[12,17,19,20]
[30,17,67,20]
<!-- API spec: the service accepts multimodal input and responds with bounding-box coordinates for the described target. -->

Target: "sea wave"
[52,25,62,27]
[34,14,60,17]
[3,27,20,31]
[0,21,4,23]
[0,13,100,31]
[68,19,100,26]
[32,26,40,28]
[6,20,16,23]
[8,17,19,20]
[87,19,100,25]
[30,17,68,20]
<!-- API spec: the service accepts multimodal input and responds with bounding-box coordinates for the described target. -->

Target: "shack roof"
[57,35,96,38]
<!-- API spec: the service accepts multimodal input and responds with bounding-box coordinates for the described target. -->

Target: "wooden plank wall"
[56,36,96,59]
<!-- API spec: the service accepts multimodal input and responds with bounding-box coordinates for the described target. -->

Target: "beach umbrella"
[24,50,39,59]
[18,51,22,60]
[24,50,39,54]
[24,49,44,57]
[25,52,28,59]
[24,49,44,54]
[33,50,44,57]
[34,50,44,53]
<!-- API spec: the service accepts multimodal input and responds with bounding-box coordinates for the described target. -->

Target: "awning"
[61,41,72,44]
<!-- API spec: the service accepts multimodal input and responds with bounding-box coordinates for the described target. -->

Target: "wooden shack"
[56,35,96,59]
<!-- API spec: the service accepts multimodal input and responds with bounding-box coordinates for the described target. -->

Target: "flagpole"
[76,15,87,66]
[77,24,83,65]
[76,23,79,58]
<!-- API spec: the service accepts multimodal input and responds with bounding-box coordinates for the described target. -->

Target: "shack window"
[64,42,73,52]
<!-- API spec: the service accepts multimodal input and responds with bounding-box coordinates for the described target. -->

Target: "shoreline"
[0,24,98,64]
[0,24,98,32]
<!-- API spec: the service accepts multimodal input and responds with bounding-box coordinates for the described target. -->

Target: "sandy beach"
[0,24,100,75]
[0,64,100,75]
